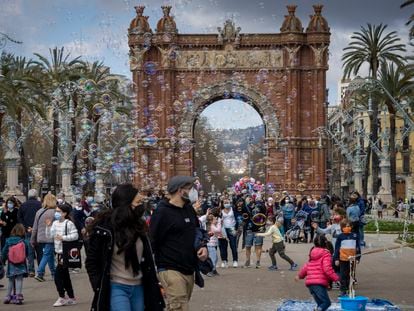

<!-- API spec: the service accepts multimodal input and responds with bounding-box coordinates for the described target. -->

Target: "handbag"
[61,221,83,269]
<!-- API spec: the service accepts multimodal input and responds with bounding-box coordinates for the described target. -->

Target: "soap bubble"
[142,135,158,147]
[178,138,193,153]
[166,126,176,137]
[84,80,95,93]
[144,61,157,75]
[101,93,111,104]
[78,175,87,186]
[173,100,182,112]
[93,103,105,116]
[51,157,59,166]
[80,149,89,159]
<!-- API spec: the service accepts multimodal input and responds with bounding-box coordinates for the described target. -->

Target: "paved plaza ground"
[1,233,413,311]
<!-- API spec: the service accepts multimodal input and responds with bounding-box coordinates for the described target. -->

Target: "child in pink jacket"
[295,235,339,311]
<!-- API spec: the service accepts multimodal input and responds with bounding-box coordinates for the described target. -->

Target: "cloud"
[0,0,23,17]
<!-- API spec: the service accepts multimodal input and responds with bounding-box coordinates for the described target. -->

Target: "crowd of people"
[0,177,409,311]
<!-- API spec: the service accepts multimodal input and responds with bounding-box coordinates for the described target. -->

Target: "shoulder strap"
[64,220,68,235]
[36,208,49,227]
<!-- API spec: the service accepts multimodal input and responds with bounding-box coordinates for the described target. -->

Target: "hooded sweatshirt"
[298,247,339,287]
[149,199,198,275]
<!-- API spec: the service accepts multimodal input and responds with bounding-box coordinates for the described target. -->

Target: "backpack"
[8,241,26,264]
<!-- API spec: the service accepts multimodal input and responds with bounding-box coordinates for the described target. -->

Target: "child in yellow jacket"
[256,217,298,271]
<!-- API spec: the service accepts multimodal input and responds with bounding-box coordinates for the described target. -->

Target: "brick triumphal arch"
[128,5,330,194]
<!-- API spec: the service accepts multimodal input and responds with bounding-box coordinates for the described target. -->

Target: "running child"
[256,217,298,271]
[295,235,339,311]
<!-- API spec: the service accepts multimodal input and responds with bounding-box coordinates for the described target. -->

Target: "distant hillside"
[213,125,265,152]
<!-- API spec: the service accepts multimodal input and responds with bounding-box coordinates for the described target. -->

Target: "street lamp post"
[348,77,413,202]
[2,115,24,201]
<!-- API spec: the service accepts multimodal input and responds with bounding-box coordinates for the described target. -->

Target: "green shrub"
[365,220,414,232]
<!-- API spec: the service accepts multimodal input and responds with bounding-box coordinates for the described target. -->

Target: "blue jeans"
[207,246,218,269]
[110,282,144,311]
[25,232,35,273]
[37,243,55,277]
[308,285,331,311]
[225,228,238,261]
[244,231,264,247]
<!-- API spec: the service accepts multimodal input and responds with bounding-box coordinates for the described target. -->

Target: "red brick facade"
[128,5,330,195]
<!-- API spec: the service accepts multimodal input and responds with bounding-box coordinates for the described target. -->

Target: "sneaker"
[232,261,238,268]
[66,298,77,305]
[332,281,341,290]
[212,270,220,276]
[255,261,261,269]
[34,275,45,282]
[53,297,68,307]
[289,263,298,271]
[206,272,214,277]
[221,261,228,268]
[268,265,278,271]
[15,294,23,305]
[244,260,251,268]
[3,295,12,304]
[69,268,80,274]
[29,272,35,277]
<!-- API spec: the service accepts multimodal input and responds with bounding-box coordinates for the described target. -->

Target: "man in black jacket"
[17,189,41,276]
[150,176,208,311]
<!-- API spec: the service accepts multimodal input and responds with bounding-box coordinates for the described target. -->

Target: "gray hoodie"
[31,208,55,244]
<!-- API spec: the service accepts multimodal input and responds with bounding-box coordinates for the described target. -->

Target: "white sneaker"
[233,261,238,268]
[53,297,68,307]
[221,261,228,268]
[67,298,77,305]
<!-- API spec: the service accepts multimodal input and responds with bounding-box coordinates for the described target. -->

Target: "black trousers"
[269,241,294,266]
[55,262,74,299]
[339,260,351,292]
[35,244,44,266]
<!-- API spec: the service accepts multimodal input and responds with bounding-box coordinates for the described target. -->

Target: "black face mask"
[181,190,191,203]
[131,203,146,218]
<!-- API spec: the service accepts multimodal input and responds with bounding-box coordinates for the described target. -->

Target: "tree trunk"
[363,146,371,197]
[389,111,397,200]
[16,110,29,195]
[50,107,59,193]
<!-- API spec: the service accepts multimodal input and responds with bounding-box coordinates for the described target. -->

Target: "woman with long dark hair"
[85,184,164,311]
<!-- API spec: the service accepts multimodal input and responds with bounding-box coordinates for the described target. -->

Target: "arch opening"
[193,99,266,192]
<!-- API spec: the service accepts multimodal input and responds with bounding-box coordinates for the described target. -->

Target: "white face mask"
[57,198,64,204]
[188,188,198,204]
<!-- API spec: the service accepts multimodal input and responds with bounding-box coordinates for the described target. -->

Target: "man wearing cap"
[17,189,42,276]
[150,176,208,311]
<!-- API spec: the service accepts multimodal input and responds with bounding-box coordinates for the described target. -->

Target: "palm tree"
[342,23,406,196]
[31,47,84,190]
[0,53,46,192]
[401,0,414,39]
[77,61,132,191]
[378,63,414,199]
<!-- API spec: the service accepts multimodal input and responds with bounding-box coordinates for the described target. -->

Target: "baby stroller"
[286,210,308,243]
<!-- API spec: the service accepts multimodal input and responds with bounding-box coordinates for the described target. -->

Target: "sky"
[0,0,411,129]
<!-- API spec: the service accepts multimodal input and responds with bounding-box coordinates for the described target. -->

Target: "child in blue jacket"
[1,224,29,305]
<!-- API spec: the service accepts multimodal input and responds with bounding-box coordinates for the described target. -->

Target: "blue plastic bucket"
[339,296,369,311]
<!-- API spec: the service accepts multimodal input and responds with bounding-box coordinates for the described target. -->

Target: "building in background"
[327,79,413,202]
